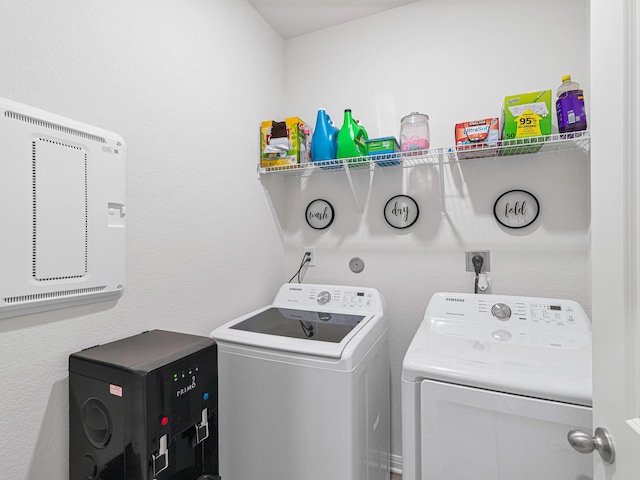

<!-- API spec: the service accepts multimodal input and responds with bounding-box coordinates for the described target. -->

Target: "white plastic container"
[400,112,430,151]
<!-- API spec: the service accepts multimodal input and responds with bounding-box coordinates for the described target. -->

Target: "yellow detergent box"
[501,90,552,141]
[260,117,309,168]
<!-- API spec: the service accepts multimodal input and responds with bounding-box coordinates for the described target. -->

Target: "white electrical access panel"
[0,97,126,319]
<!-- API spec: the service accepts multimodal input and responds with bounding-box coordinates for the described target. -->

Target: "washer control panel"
[275,283,382,313]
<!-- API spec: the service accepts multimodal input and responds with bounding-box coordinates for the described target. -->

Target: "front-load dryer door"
[420,379,592,480]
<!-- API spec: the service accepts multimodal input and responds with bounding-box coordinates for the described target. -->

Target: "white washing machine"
[211,283,390,480]
[401,292,593,480]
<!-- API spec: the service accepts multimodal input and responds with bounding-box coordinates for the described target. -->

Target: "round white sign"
[384,195,419,229]
[305,199,334,230]
[493,190,540,229]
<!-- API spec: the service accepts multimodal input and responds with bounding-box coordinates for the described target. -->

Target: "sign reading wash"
[305,199,334,230]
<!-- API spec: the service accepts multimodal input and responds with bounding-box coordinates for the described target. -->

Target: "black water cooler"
[69,330,221,480]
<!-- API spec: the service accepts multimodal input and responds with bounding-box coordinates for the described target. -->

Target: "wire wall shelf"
[258,130,590,178]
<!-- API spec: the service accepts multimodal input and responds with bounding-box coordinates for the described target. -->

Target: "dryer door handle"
[568,427,615,464]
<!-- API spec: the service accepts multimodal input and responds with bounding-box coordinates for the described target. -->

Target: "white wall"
[0,1,286,478]
[281,0,590,467]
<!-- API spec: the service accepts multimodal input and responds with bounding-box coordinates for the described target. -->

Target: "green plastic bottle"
[336,109,368,161]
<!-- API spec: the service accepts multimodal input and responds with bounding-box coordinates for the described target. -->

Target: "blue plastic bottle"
[311,109,339,162]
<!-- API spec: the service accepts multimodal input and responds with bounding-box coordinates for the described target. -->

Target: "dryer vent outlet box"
[0,97,126,319]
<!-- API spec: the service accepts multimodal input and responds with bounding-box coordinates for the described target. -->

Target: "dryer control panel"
[478,299,582,328]
[425,293,591,349]
[426,292,590,332]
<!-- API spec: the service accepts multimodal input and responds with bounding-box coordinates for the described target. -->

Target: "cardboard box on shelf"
[454,118,500,159]
[260,116,309,168]
[501,90,552,141]
[366,137,401,166]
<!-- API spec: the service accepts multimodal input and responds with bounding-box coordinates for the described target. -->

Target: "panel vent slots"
[3,286,107,305]
[32,137,88,281]
[4,110,107,144]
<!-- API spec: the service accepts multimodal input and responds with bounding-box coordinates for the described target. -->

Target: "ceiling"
[247,0,420,39]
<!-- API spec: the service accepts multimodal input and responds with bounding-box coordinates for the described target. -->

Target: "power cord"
[288,251,312,283]
[472,255,484,294]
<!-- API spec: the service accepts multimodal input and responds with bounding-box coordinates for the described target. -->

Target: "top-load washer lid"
[402,292,592,406]
[230,307,365,343]
[212,283,385,359]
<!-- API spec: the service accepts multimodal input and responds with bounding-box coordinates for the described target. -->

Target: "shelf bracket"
[343,161,363,220]
[342,160,375,221]
[438,151,449,219]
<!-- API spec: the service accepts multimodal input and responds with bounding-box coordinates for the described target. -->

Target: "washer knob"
[491,303,512,320]
[317,291,331,305]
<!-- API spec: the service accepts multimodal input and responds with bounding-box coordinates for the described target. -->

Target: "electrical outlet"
[304,246,316,267]
[465,250,490,273]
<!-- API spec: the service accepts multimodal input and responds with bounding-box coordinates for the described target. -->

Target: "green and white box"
[502,90,552,140]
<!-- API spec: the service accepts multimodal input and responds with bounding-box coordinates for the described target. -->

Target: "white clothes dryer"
[212,283,390,480]
[401,292,593,480]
